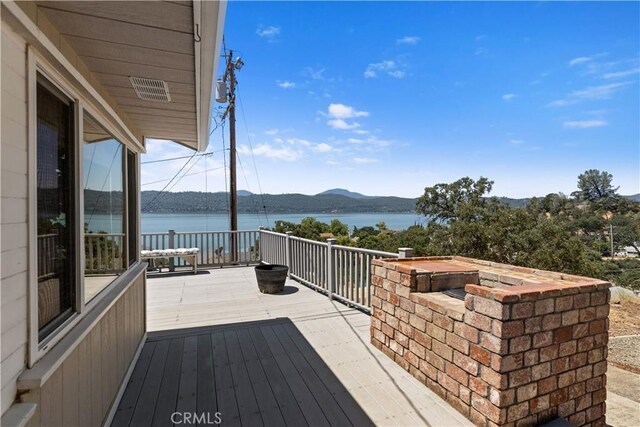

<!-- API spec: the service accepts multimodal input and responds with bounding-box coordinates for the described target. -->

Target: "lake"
[141,213,425,233]
[85,212,425,234]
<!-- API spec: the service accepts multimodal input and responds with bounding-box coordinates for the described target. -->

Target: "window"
[127,150,139,265]
[36,78,77,341]
[83,114,126,302]
[30,58,143,362]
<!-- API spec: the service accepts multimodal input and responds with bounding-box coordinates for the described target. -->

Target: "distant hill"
[85,188,637,215]
[496,197,530,208]
[139,191,417,214]
[317,188,373,199]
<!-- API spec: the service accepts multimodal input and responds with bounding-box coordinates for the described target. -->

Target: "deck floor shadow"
[111,318,374,427]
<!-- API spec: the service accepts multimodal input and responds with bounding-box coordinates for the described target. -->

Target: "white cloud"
[287,138,311,146]
[475,47,488,56]
[238,143,301,161]
[502,93,517,101]
[509,139,524,145]
[265,129,279,135]
[327,103,369,119]
[326,160,340,166]
[563,120,607,129]
[569,57,592,66]
[256,26,280,39]
[388,70,406,79]
[324,103,369,131]
[547,82,630,107]
[603,68,640,79]
[364,60,405,79]
[312,143,333,153]
[327,119,361,130]
[277,81,296,89]
[475,34,488,42]
[397,36,420,45]
[302,67,326,81]
[353,157,379,164]
[347,138,364,144]
[352,129,370,135]
[364,69,376,78]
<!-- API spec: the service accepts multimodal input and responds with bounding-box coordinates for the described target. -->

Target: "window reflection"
[83,114,125,302]
[36,80,76,340]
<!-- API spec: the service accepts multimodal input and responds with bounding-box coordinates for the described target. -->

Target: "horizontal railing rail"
[141,229,260,268]
[259,229,410,313]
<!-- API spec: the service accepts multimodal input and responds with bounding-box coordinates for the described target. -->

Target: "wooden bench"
[141,248,199,274]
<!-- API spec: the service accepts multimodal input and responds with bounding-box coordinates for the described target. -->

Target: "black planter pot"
[255,264,289,294]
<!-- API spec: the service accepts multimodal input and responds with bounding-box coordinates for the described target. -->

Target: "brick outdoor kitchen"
[370,256,610,427]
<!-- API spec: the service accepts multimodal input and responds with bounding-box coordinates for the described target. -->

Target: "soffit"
[36,1,200,147]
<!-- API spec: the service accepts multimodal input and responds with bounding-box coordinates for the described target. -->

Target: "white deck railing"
[141,229,260,268]
[260,229,406,313]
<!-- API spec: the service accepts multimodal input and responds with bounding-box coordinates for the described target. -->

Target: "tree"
[572,169,619,202]
[416,177,493,222]
[330,219,349,237]
[376,221,388,232]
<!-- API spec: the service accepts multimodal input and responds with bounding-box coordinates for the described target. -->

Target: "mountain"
[237,190,253,196]
[623,194,640,202]
[317,188,373,199]
[139,191,416,214]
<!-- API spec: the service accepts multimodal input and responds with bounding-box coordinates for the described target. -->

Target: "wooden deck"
[112,267,472,426]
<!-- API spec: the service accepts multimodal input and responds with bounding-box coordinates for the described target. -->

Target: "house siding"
[1,4,148,421]
[21,273,146,427]
[1,23,30,416]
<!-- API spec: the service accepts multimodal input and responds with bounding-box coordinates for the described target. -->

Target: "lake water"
[86,213,425,234]
[139,213,425,233]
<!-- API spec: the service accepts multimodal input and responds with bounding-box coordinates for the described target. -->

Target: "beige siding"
[1,23,29,415]
[23,274,146,427]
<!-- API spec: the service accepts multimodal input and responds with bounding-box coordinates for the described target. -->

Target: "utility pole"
[227,50,238,261]
[222,49,242,262]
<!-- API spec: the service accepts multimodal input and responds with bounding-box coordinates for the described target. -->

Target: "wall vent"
[129,76,171,102]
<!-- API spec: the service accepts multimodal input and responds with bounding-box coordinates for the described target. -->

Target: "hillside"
[84,189,639,214]
[140,191,417,214]
[316,188,372,199]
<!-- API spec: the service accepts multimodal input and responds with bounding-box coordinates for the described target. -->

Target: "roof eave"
[194,0,227,152]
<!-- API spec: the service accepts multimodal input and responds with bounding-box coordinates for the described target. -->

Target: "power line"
[142,151,197,211]
[236,86,271,227]
[236,152,263,227]
[141,166,226,187]
[141,149,226,165]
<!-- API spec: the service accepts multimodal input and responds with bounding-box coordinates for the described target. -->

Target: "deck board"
[112,267,473,426]
[151,338,184,426]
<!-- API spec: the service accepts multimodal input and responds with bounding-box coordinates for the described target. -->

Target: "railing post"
[258,227,265,262]
[398,247,413,258]
[168,229,175,271]
[327,238,336,300]
[285,231,292,277]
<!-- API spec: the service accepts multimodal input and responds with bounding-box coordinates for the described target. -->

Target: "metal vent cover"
[128,76,171,102]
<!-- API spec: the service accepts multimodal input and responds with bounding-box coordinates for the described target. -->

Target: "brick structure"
[370,256,610,427]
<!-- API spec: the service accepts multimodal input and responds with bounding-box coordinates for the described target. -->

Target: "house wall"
[1,23,30,416]
[21,272,146,427]
[1,3,147,422]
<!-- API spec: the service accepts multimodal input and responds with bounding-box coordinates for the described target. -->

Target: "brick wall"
[370,257,610,427]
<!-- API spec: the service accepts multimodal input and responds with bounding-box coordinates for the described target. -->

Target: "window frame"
[82,111,128,302]
[27,48,143,367]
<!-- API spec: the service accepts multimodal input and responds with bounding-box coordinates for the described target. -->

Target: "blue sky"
[143,1,639,198]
